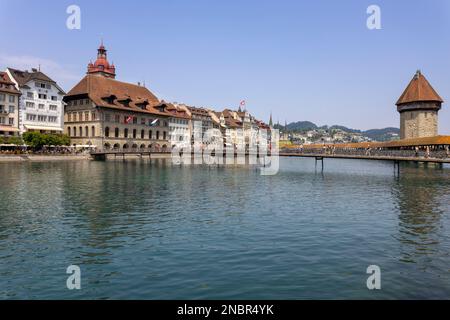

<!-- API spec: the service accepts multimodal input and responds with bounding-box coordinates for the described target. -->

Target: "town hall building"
[63,43,174,151]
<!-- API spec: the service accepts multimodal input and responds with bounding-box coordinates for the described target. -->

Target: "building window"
[105,127,110,137]
[133,129,137,138]
[38,115,47,122]
[79,112,83,121]
[85,112,90,121]
[27,92,34,99]
[48,116,57,123]
[38,104,44,109]
[51,96,57,101]
[141,118,146,125]
[91,126,95,137]
[149,130,153,139]
[74,127,77,136]
[0,94,5,101]
[9,95,15,103]
[115,127,119,138]
[133,117,138,124]
[124,128,129,138]
[49,105,57,111]
[91,111,96,121]
[38,94,47,100]
[8,118,14,125]
[85,126,89,137]
[156,131,160,140]
[68,127,71,136]
[68,113,72,122]
[79,126,82,137]
[9,106,15,113]
[115,115,120,123]
[0,117,4,124]
[163,131,167,140]
[141,129,145,139]
[26,102,35,108]
[26,114,36,121]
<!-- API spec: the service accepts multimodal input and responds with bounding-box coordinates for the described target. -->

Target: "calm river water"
[0,158,449,299]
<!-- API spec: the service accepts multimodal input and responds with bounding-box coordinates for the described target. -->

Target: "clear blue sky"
[1,0,449,132]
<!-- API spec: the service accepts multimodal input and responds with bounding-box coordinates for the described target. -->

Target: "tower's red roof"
[396,71,443,106]
[87,42,116,78]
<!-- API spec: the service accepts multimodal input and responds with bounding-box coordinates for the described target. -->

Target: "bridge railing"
[282,147,450,159]
[92,147,171,154]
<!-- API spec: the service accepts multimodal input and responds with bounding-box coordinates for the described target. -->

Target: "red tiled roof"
[65,75,171,116]
[396,71,443,106]
[0,72,21,95]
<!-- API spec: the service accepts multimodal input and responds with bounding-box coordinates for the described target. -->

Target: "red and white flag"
[125,116,133,124]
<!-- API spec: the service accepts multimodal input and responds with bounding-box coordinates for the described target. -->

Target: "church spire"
[269,112,273,127]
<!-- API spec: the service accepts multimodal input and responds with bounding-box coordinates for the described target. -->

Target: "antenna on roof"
[38,64,41,72]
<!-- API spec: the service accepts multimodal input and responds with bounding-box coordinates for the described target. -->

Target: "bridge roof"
[294,135,450,149]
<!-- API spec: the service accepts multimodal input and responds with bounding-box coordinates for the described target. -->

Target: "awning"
[0,125,19,132]
[25,125,63,132]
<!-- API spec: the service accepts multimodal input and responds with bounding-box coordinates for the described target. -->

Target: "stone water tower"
[396,70,443,139]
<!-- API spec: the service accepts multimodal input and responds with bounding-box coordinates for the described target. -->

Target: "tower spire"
[87,41,116,79]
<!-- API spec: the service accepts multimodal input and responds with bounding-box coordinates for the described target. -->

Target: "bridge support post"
[315,157,324,171]
[394,160,400,176]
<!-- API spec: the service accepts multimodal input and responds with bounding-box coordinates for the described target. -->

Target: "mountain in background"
[274,121,400,142]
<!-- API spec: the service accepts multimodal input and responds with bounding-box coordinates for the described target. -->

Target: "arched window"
[149,130,153,139]
[115,128,119,138]
[133,129,137,139]
[113,143,120,150]
[85,126,89,137]
[141,129,145,139]
[156,131,160,140]
[105,127,110,137]
[73,127,77,137]
[79,126,82,137]
[124,128,129,138]
[123,143,129,149]
[91,126,95,137]
[67,127,71,136]
[163,131,167,140]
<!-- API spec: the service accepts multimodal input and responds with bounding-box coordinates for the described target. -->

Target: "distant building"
[63,43,172,150]
[6,67,65,134]
[396,70,443,139]
[0,71,21,137]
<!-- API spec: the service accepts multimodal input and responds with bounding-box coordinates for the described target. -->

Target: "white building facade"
[6,68,65,134]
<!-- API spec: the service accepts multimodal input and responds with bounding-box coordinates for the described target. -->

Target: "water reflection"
[392,165,448,264]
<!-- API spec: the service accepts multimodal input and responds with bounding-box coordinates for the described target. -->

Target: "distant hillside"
[275,121,317,131]
[275,121,400,142]
[363,127,400,141]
